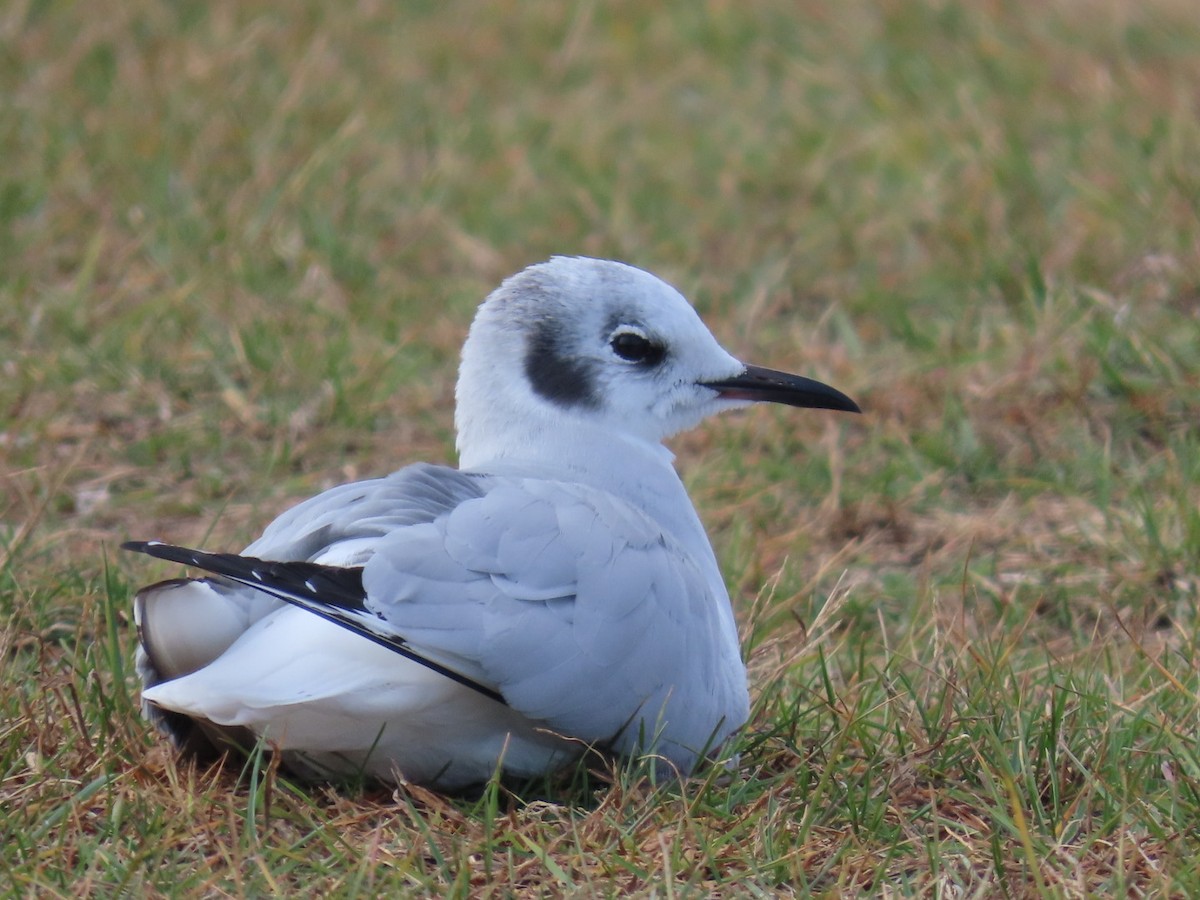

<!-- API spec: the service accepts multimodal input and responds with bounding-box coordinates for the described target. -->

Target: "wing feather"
[245,463,486,563]
[361,477,748,766]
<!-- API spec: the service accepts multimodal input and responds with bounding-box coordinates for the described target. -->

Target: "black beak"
[702,364,861,414]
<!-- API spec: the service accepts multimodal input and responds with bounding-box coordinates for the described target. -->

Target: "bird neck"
[458,407,676,498]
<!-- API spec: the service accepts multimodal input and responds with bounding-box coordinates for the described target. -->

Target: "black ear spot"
[610,329,666,366]
[525,321,601,409]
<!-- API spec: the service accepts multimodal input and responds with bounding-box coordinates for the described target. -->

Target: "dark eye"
[610,330,665,365]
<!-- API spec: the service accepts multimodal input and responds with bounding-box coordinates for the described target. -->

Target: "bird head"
[455,257,858,468]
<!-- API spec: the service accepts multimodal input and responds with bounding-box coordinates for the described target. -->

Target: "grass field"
[3,0,1199,895]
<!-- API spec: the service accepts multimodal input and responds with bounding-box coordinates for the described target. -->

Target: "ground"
[2,0,1198,895]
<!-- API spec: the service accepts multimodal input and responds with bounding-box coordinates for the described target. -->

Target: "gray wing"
[360,477,749,769]
[244,462,487,563]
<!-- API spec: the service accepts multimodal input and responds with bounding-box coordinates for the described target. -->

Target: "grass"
[2,0,1199,894]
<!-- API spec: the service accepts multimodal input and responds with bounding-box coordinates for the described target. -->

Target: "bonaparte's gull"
[125,256,859,789]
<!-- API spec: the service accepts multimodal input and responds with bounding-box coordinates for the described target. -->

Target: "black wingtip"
[122,540,200,567]
[123,538,507,706]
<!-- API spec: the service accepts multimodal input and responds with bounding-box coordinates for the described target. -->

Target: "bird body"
[129,257,858,789]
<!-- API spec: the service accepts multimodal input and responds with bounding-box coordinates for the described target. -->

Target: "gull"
[125,256,859,790]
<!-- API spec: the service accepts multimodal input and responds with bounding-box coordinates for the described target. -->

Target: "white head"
[454,257,857,470]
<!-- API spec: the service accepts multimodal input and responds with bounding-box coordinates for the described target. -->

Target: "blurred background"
[2,0,1198,893]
